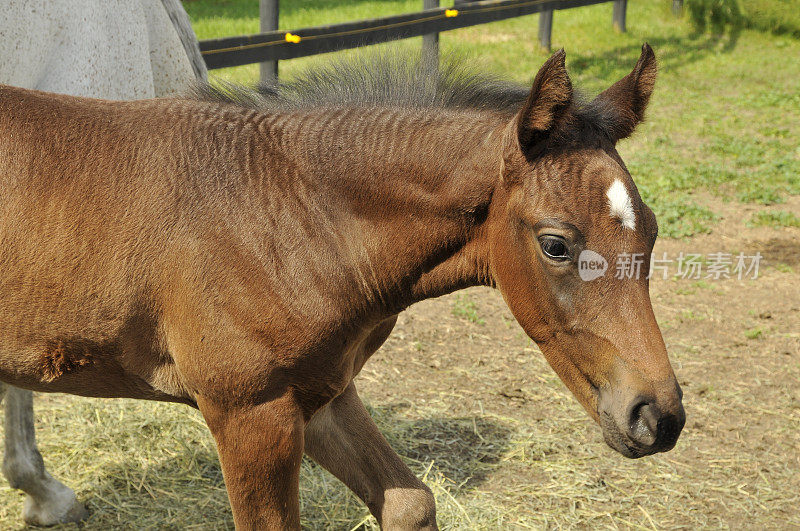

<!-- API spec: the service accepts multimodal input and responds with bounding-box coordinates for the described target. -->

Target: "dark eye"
[539,236,570,261]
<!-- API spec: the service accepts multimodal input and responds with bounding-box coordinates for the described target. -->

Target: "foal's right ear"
[516,50,574,150]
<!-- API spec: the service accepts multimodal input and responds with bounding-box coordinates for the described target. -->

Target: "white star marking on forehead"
[606,179,636,230]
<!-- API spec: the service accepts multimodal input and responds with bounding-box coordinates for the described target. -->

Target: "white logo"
[578,250,608,281]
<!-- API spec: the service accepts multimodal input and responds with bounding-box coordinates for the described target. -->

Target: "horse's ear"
[516,49,573,150]
[593,43,657,141]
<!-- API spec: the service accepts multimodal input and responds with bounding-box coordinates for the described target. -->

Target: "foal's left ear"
[593,43,657,141]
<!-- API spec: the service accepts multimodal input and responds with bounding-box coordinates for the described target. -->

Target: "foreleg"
[198,393,306,530]
[305,383,437,530]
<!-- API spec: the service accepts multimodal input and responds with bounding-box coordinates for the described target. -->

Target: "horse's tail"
[160,0,208,82]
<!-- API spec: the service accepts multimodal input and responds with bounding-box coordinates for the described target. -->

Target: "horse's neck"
[266,106,504,315]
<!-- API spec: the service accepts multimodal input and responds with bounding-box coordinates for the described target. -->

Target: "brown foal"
[0,45,684,529]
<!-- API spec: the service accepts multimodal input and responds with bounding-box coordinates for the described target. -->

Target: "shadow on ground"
[63,405,513,529]
[569,33,740,85]
[372,403,514,488]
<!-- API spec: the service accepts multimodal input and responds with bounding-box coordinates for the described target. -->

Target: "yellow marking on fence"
[201,0,554,56]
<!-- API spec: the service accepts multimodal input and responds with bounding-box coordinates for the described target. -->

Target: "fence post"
[260,0,279,82]
[538,10,553,50]
[672,0,684,16]
[612,0,627,32]
[423,0,439,67]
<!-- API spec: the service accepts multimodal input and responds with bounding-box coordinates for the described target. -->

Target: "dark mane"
[196,51,528,115]
[195,50,619,144]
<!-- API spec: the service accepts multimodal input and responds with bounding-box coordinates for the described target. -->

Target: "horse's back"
[0,86,336,405]
[0,85,165,194]
[0,87,191,399]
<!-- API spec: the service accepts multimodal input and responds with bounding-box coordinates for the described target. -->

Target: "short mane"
[195,50,619,144]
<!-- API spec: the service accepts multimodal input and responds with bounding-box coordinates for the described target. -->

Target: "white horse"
[0,0,206,525]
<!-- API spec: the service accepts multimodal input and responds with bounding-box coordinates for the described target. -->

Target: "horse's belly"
[0,248,189,402]
[0,328,190,403]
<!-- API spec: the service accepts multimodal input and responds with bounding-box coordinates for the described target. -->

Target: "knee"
[381,486,437,531]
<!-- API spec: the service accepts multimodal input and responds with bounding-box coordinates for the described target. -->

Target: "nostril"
[658,410,685,449]
[629,402,659,447]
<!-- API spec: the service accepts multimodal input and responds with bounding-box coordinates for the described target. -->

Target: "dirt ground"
[0,195,798,530]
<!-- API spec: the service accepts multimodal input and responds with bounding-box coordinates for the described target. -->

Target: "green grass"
[451,295,485,325]
[679,309,707,321]
[683,0,800,39]
[744,326,764,339]
[741,0,800,36]
[748,210,800,228]
[184,0,800,238]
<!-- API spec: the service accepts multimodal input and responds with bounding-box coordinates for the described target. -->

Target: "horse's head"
[488,45,684,458]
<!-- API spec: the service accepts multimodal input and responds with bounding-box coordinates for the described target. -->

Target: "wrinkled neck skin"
[241,105,508,324]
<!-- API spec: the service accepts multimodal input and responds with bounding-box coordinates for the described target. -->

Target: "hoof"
[22,485,89,527]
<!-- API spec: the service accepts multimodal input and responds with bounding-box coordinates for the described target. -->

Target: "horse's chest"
[313,316,398,391]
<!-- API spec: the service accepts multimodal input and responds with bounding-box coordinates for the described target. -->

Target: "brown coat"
[0,46,683,529]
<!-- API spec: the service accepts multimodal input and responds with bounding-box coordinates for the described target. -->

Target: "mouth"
[599,410,653,458]
[598,408,680,459]
[584,378,649,458]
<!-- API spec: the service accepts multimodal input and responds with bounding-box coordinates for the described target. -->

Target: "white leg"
[3,387,88,526]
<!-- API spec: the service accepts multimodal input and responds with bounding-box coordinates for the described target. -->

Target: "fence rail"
[199,0,621,71]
